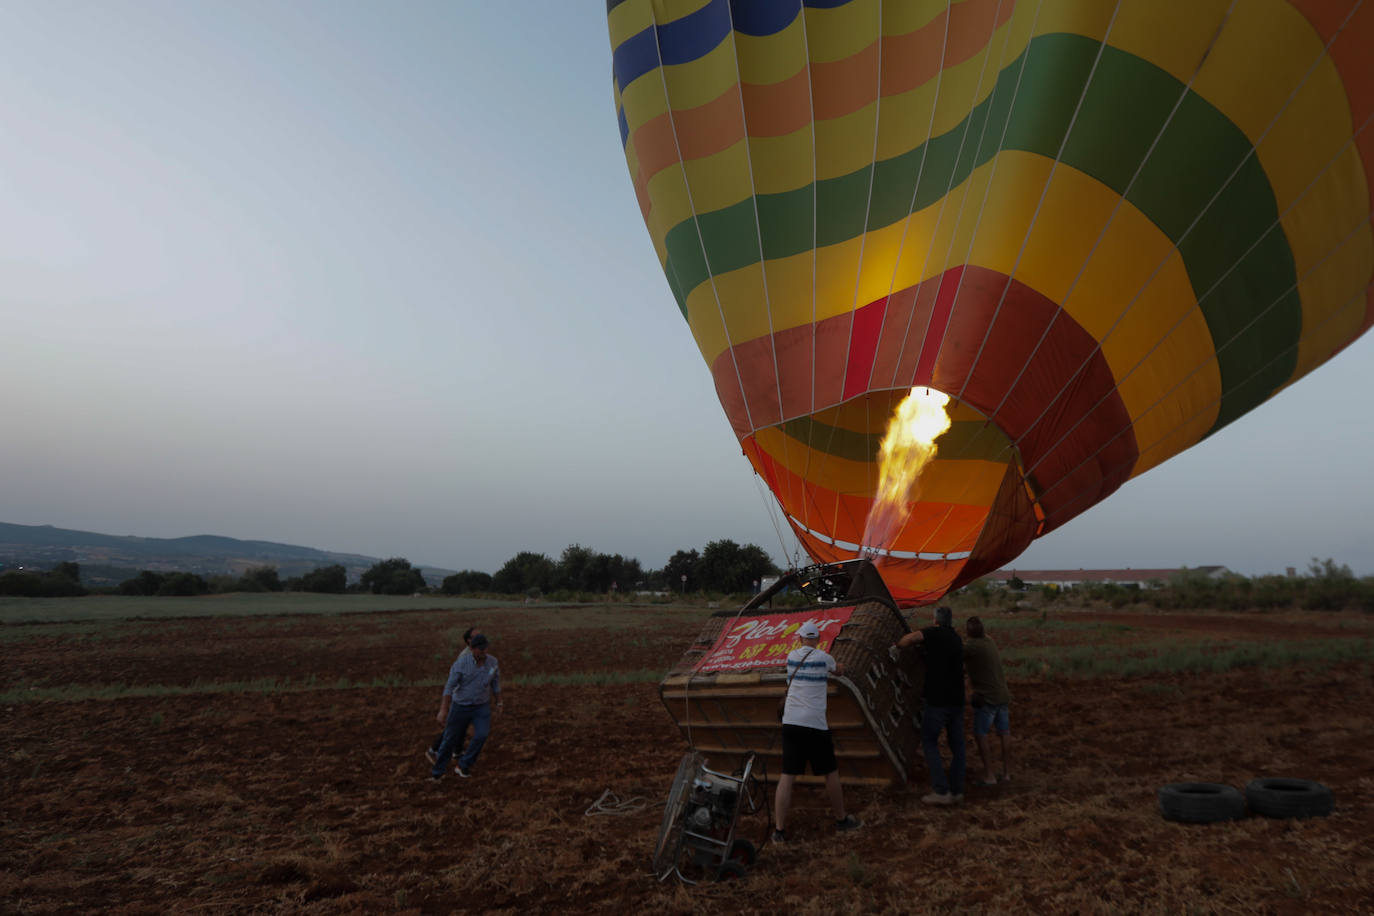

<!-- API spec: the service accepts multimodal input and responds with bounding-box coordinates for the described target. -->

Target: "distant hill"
[0,522,456,587]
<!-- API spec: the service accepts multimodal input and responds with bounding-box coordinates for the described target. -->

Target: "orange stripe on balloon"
[740,67,813,137]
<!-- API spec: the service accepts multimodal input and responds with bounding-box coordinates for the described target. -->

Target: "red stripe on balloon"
[912,267,963,387]
[842,296,889,400]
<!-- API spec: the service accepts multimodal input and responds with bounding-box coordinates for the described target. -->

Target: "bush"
[239,566,283,593]
[0,563,88,597]
[118,570,166,596]
[361,558,426,595]
[156,572,208,596]
[301,564,347,594]
[441,570,493,595]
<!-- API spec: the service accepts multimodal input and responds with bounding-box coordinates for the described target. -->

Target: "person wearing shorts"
[964,616,1012,785]
[772,620,861,842]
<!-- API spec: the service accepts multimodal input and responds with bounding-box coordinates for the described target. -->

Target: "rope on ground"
[585,788,649,817]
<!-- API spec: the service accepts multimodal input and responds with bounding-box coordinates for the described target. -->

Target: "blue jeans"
[431,702,491,777]
[974,704,1011,737]
[921,704,966,796]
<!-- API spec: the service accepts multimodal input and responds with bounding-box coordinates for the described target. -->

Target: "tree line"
[955,558,1374,613]
[0,539,782,599]
[13,551,1368,610]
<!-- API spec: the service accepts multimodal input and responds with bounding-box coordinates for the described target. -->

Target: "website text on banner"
[697,609,856,674]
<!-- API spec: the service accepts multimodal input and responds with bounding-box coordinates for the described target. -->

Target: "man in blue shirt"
[429,633,502,780]
[427,626,483,764]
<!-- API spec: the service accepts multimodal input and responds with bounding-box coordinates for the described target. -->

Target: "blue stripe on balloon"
[733,0,854,34]
[729,0,802,36]
[612,25,660,94]
[613,0,730,91]
[612,0,858,93]
[658,0,732,66]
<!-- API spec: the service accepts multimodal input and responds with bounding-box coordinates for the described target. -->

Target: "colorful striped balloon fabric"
[608,0,1373,605]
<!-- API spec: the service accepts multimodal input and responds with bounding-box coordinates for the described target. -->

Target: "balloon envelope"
[609,0,1374,604]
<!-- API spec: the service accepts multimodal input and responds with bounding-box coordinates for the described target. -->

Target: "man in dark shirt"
[896,605,966,804]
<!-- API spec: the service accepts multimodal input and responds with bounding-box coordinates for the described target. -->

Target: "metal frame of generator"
[658,559,921,787]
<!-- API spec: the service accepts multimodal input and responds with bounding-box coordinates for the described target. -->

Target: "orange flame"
[862,388,952,554]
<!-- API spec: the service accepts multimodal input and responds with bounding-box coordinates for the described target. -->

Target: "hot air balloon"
[608,0,1373,605]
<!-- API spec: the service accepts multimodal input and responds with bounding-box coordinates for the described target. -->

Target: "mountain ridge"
[0,521,456,585]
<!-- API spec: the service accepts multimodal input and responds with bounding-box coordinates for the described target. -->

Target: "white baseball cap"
[798,621,820,639]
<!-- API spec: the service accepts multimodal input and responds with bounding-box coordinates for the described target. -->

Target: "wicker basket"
[659,564,921,786]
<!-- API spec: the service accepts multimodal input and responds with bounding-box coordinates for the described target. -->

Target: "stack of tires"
[1158,778,1334,823]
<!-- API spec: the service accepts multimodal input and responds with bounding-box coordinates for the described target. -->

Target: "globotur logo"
[718,615,846,651]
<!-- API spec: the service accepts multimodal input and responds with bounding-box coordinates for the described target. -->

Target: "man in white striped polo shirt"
[772,620,861,843]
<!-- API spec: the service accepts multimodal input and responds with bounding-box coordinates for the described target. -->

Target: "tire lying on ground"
[1245,778,1333,819]
[1158,783,1247,823]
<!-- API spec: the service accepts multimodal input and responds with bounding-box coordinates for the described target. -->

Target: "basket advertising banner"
[696,608,856,673]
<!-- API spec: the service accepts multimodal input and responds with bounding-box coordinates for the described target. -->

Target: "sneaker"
[427,774,442,783]
[921,792,954,806]
[952,794,965,804]
[425,747,438,764]
[835,814,861,831]
[770,828,786,844]
[455,765,472,778]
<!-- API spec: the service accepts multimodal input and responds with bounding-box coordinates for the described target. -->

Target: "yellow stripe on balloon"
[607,0,656,54]
[1108,0,1232,85]
[679,139,753,215]
[659,0,716,24]
[661,35,741,113]
[618,67,671,135]
[1031,0,1116,43]
[804,0,882,64]
[746,129,816,196]
[644,158,699,251]
[1293,209,1374,377]
[814,104,879,182]
[734,14,807,86]
[882,0,955,37]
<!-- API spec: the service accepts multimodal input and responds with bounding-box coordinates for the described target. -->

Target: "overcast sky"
[2,2,1371,578]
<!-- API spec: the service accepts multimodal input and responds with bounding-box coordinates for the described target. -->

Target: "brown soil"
[3,606,1372,913]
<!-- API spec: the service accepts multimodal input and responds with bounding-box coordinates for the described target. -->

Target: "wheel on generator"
[728,838,757,867]
[717,860,747,881]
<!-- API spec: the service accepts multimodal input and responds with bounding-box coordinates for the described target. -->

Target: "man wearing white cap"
[772,620,861,843]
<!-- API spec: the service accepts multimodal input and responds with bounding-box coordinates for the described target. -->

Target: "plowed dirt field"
[3,602,1372,913]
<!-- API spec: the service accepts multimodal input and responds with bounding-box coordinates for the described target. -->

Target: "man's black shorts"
[781,724,837,776]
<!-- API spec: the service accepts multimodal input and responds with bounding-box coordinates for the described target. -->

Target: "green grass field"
[0,592,521,624]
